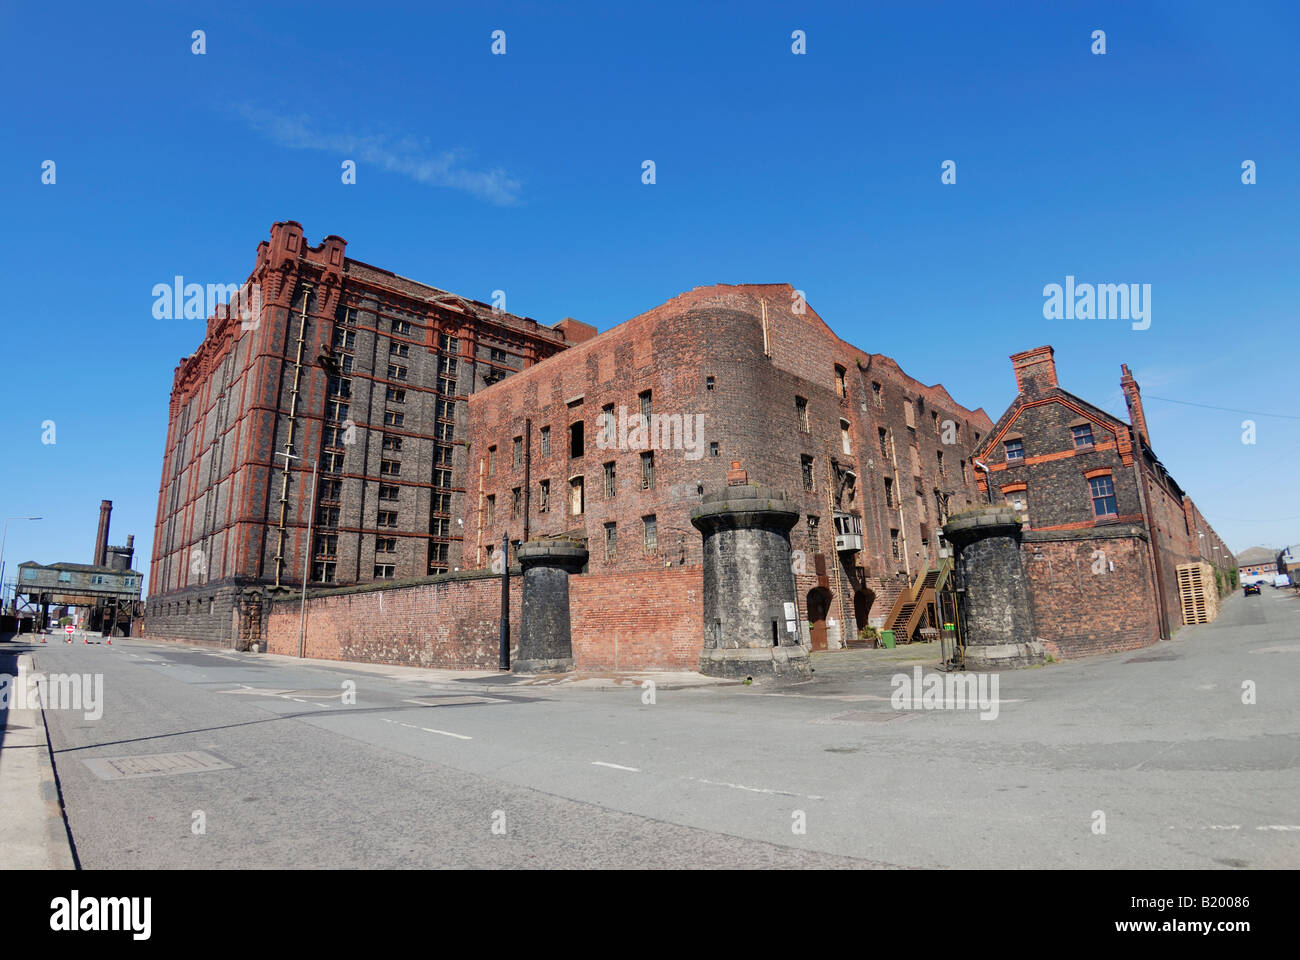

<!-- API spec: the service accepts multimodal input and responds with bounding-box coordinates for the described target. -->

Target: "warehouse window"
[1004,438,1024,462]
[1090,476,1118,517]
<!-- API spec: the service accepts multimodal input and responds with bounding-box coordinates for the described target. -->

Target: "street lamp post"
[0,516,43,615]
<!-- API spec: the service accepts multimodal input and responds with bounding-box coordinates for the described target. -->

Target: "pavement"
[0,651,77,869]
[2,584,1298,869]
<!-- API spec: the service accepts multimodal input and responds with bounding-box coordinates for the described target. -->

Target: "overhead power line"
[1143,395,1300,421]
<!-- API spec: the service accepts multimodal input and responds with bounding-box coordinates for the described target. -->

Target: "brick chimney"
[94,499,111,567]
[554,317,597,344]
[1120,363,1149,446]
[1010,346,1058,396]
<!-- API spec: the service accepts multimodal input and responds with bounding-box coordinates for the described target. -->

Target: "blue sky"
[2,0,1298,595]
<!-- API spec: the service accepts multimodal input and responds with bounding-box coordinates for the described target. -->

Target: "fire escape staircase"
[883,557,953,643]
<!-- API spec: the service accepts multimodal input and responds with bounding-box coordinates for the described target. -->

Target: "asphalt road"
[15,586,1300,868]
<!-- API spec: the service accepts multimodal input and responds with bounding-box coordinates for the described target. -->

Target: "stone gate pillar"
[515,539,588,674]
[942,506,1047,669]
[691,485,809,680]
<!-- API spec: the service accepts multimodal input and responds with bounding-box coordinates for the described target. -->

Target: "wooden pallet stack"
[1177,561,1220,625]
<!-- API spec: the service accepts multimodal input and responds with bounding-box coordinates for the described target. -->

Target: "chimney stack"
[1010,346,1058,396]
[94,500,111,567]
[1120,364,1149,447]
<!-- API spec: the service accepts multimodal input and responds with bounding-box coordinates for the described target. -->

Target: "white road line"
[1167,824,1300,831]
[682,775,824,800]
[421,727,472,740]
[591,761,640,772]
[380,717,470,740]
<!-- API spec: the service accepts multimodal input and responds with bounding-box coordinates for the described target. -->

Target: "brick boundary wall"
[265,574,520,669]
[569,566,704,671]
[1022,532,1161,660]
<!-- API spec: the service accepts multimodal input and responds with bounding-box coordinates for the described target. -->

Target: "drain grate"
[1126,655,1176,663]
[82,751,233,781]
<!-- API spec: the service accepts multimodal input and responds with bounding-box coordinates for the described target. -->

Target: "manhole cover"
[82,751,233,781]
[817,711,910,724]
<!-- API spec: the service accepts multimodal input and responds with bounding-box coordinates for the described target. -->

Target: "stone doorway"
[853,588,875,639]
[807,587,833,651]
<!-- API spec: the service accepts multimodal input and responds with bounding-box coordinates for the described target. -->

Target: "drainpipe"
[523,418,531,543]
[1130,445,1171,641]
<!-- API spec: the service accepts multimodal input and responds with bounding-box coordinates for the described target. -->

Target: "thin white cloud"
[238,104,521,206]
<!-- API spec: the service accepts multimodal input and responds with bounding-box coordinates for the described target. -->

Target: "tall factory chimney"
[94,499,112,567]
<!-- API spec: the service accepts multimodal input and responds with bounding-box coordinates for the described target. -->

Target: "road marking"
[591,761,640,772]
[381,717,471,740]
[682,775,824,800]
[1167,824,1300,831]
[421,727,472,740]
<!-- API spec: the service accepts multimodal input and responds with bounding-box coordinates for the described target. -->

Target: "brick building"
[463,282,992,657]
[1235,546,1277,583]
[970,346,1232,658]
[146,222,592,646]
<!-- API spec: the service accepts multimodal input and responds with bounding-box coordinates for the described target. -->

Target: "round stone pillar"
[515,539,588,674]
[690,486,809,681]
[942,507,1047,669]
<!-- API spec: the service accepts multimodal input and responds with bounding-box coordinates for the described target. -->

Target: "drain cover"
[817,711,909,724]
[82,751,233,781]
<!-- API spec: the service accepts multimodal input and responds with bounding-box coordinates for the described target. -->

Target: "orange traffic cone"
[106,637,111,644]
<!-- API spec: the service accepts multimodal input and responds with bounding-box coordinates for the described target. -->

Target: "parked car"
[1244,582,1261,596]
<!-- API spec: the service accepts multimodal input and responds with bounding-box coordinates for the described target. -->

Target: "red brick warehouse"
[147,222,589,647]
[464,282,993,665]
[970,346,1233,659]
